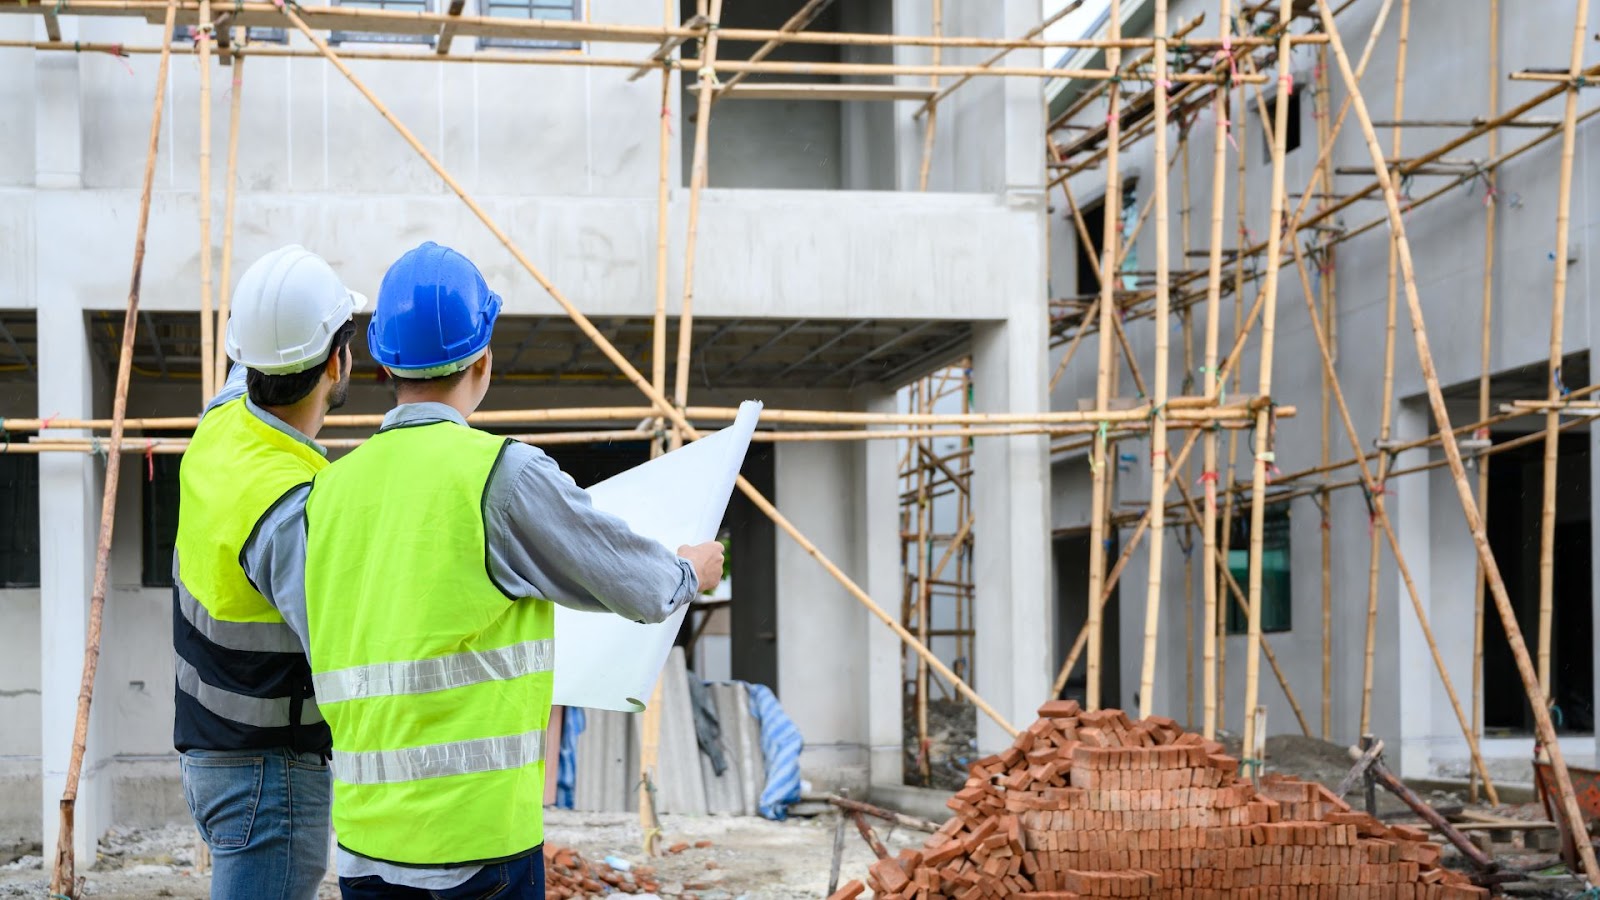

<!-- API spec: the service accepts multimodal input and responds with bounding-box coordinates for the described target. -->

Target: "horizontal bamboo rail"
[6,401,1286,433]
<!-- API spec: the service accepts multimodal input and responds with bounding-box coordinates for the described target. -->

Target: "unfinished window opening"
[477,0,581,51]
[172,24,288,43]
[1073,179,1139,301]
[0,452,40,588]
[1259,87,1303,159]
[1484,430,1593,735]
[1225,502,1291,635]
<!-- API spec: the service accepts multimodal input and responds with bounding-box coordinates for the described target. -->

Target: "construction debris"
[543,844,662,898]
[857,702,1487,899]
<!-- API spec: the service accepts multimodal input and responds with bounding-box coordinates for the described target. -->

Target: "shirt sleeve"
[484,442,700,624]
[201,363,248,420]
[238,483,314,658]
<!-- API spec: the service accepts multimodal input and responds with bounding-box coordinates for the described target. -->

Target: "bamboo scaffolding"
[713,0,833,100]
[50,3,176,894]
[1312,37,1336,744]
[270,4,1024,745]
[1287,238,1497,802]
[1469,0,1499,805]
[1537,0,1590,706]
[1085,0,1123,713]
[213,51,243,389]
[1359,0,1410,738]
[1315,0,1597,876]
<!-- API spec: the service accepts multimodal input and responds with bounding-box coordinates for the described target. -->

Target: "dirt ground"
[0,732,1577,898]
[0,810,923,899]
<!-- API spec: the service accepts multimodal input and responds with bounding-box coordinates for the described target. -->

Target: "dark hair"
[246,320,357,408]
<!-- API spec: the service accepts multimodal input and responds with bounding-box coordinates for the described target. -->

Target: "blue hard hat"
[370,241,503,378]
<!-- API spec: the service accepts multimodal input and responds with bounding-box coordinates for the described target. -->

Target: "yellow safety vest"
[304,420,554,866]
[174,397,328,751]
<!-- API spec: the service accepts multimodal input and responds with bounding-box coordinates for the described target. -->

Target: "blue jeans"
[338,851,544,899]
[181,747,332,900]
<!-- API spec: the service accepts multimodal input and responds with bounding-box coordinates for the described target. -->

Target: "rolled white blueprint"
[551,400,762,711]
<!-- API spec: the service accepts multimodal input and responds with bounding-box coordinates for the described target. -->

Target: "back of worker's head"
[370,241,501,412]
[226,245,367,411]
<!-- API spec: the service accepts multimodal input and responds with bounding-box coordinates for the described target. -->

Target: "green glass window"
[1225,504,1291,634]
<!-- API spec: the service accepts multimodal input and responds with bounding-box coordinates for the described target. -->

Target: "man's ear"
[325,345,345,381]
[475,348,493,378]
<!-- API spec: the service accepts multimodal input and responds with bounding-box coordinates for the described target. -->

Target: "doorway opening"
[1053,529,1121,709]
[1484,431,1593,735]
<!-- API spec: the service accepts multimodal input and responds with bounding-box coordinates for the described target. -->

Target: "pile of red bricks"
[840,702,1486,900]
[543,844,661,898]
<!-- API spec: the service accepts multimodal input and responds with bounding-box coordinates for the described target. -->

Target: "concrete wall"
[1049,0,1600,777]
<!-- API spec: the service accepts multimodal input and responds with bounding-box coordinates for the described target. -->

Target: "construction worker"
[172,245,366,899]
[242,241,724,899]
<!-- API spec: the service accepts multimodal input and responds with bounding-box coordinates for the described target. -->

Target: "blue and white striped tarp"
[744,682,802,821]
[555,706,585,809]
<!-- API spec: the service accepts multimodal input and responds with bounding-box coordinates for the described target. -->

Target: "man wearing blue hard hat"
[242,241,724,899]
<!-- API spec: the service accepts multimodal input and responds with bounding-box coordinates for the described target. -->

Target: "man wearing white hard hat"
[171,245,365,900]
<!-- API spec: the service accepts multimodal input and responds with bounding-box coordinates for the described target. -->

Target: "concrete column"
[34,19,82,189]
[775,440,868,793]
[972,314,1053,753]
[36,286,108,866]
[861,388,905,788]
[1393,402,1432,779]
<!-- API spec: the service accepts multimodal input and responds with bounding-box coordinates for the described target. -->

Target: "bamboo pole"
[276,4,1020,738]
[1200,0,1231,741]
[1135,0,1171,720]
[49,3,177,893]
[915,379,931,781]
[1179,119,1195,732]
[1360,0,1410,738]
[1218,483,1233,729]
[1289,239,1498,802]
[1314,39,1335,744]
[1240,0,1293,767]
[1537,0,1590,705]
[670,2,721,452]
[638,0,674,851]
[1469,0,1499,805]
[197,0,215,401]
[1085,0,1122,713]
[916,0,941,192]
[213,52,243,388]
[1316,0,1597,877]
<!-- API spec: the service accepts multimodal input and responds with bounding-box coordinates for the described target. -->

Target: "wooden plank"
[690,82,937,102]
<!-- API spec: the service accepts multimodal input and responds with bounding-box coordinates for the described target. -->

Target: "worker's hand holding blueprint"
[551,401,762,711]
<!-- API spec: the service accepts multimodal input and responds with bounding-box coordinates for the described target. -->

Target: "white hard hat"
[225,245,369,375]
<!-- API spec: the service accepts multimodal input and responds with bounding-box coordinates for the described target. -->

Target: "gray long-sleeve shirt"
[240,401,698,887]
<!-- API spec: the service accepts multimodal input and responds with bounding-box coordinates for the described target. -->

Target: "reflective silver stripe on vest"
[175,654,295,729]
[312,639,553,706]
[175,571,303,655]
[332,728,546,785]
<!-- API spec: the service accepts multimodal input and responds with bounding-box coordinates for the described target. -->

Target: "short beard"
[327,370,351,411]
